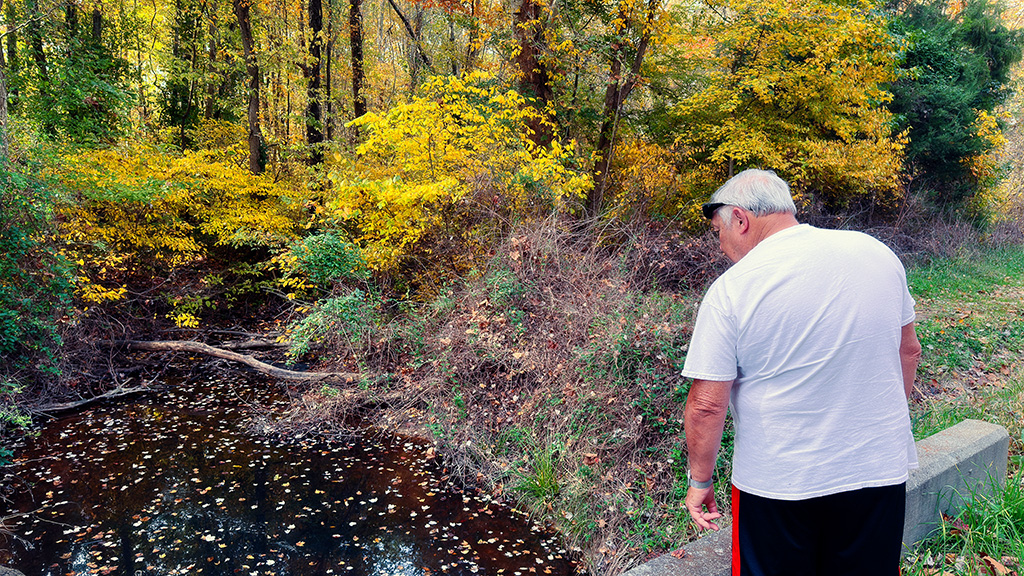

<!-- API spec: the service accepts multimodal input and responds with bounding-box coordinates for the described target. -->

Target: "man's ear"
[732,207,750,233]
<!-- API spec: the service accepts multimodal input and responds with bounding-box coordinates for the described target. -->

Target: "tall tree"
[233,0,265,173]
[3,0,17,115]
[671,0,904,211]
[305,0,325,164]
[91,6,101,44]
[409,4,425,93]
[162,0,204,147]
[26,0,48,92]
[889,0,1023,211]
[204,11,218,119]
[0,0,8,163]
[586,0,661,218]
[65,2,78,38]
[513,0,554,147]
[350,0,366,126]
[386,0,432,74]
[325,0,333,140]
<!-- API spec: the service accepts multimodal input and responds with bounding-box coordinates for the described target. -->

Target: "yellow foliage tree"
[672,0,906,209]
[325,72,592,273]
[54,135,313,306]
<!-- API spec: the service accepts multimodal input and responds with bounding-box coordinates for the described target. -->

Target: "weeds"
[269,218,719,574]
[904,470,1024,576]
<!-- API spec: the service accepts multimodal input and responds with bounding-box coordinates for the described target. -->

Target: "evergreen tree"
[889,0,1023,212]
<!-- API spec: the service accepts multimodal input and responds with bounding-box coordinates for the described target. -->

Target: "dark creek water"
[0,370,580,576]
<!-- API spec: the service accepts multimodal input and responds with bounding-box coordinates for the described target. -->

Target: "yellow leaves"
[55,140,310,285]
[167,311,200,329]
[332,73,590,273]
[604,139,701,226]
[77,281,128,304]
[673,0,903,202]
[327,176,467,272]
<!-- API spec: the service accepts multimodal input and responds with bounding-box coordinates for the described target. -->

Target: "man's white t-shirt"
[681,224,918,500]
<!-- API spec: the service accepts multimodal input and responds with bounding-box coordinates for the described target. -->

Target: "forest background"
[3,0,1024,573]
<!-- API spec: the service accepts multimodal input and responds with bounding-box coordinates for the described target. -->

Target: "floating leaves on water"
[2,372,579,576]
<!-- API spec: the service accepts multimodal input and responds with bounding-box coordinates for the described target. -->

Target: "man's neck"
[749,213,800,247]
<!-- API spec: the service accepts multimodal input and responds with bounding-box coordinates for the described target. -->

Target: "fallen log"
[113,340,361,384]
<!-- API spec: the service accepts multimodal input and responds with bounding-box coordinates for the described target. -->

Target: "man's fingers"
[685,503,722,531]
[685,487,722,531]
[691,511,721,531]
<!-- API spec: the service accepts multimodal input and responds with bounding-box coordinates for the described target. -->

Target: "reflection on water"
[0,370,579,576]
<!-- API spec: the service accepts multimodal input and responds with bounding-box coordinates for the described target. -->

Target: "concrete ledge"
[904,418,1009,547]
[621,529,730,576]
[620,418,1009,576]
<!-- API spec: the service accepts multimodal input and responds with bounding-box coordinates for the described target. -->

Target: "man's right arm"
[900,322,922,399]
[684,378,732,531]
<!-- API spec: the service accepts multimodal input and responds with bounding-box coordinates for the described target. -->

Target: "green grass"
[907,244,1024,440]
[903,471,1024,575]
[902,244,1024,573]
[906,245,1024,299]
[516,446,560,503]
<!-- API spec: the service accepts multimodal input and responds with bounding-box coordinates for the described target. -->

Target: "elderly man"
[681,169,921,575]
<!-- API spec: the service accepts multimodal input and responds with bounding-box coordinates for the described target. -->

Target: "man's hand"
[685,485,721,531]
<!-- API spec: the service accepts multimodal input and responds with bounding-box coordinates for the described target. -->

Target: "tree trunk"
[465,0,479,71]
[325,0,333,141]
[585,0,657,219]
[0,16,9,164]
[514,0,553,147]
[349,0,366,126]
[65,4,78,39]
[448,16,457,75]
[409,4,424,93]
[26,0,50,133]
[205,14,218,119]
[386,0,432,73]
[91,7,102,43]
[305,0,325,165]
[233,0,265,174]
[4,0,17,81]
[27,0,48,83]
[113,340,360,383]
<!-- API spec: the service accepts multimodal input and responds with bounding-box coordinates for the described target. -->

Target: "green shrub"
[0,166,74,374]
[290,233,370,288]
[286,290,380,361]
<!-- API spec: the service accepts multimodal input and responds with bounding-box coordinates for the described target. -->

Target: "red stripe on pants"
[732,484,740,576]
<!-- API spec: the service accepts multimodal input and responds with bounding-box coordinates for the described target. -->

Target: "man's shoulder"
[798,225,896,254]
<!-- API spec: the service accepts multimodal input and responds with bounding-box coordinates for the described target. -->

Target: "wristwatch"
[687,469,713,490]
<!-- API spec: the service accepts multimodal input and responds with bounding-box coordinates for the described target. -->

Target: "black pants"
[732,483,906,576]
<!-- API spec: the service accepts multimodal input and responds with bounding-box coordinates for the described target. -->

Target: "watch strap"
[687,470,713,490]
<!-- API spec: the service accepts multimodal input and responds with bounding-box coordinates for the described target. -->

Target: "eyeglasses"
[701,202,728,220]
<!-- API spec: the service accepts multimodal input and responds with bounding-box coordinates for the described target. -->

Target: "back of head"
[712,169,797,217]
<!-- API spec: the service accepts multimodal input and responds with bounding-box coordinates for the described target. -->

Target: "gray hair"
[711,169,797,225]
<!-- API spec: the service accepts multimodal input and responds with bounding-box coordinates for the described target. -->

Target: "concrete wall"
[619,418,1010,576]
[903,419,1009,546]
